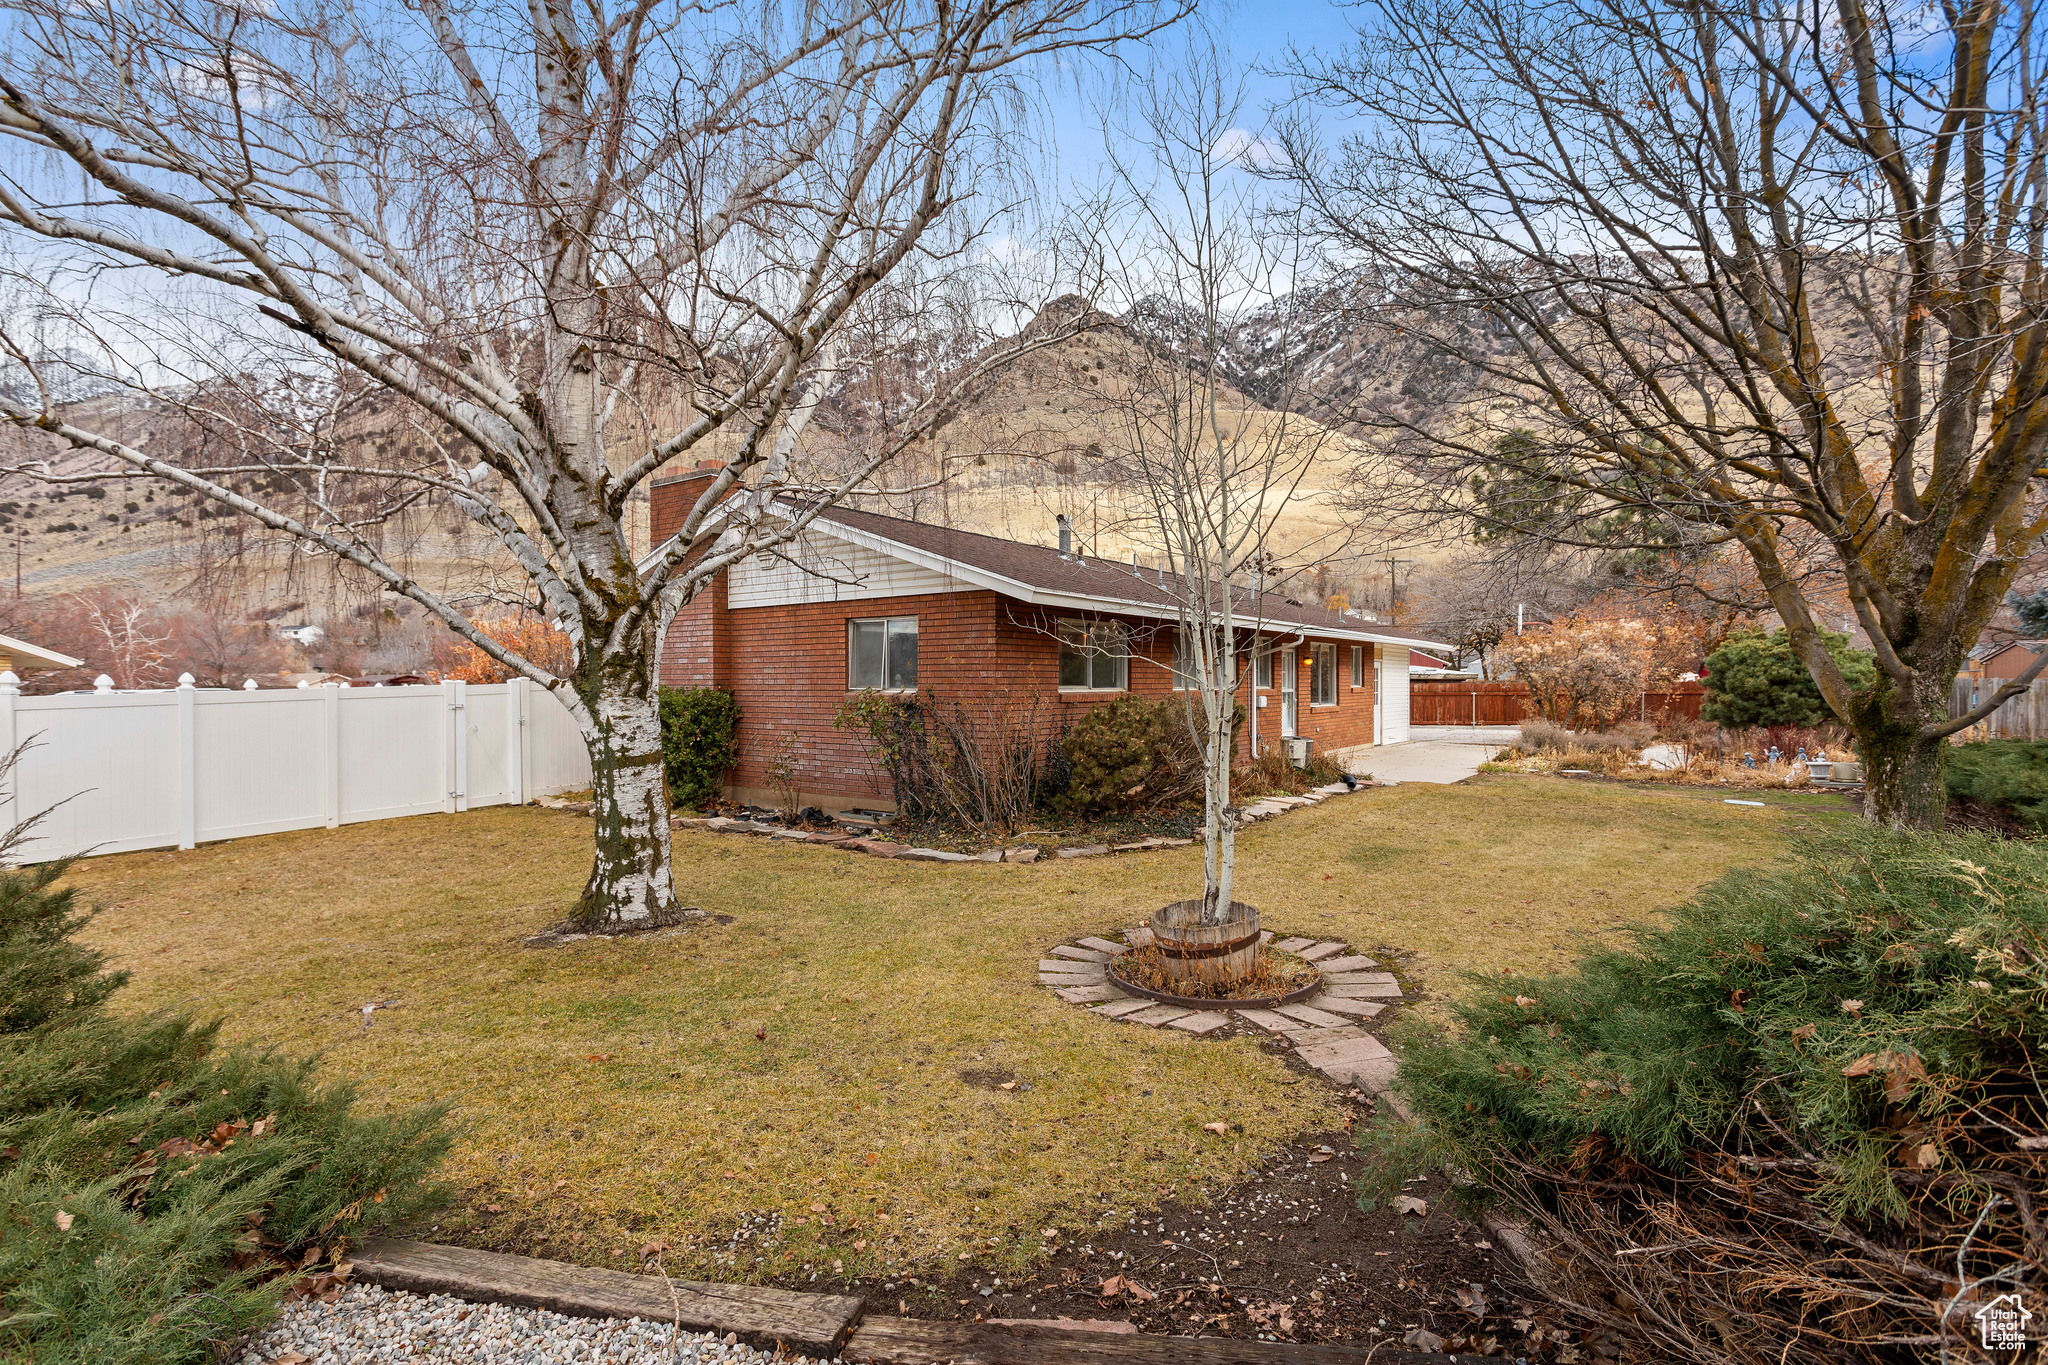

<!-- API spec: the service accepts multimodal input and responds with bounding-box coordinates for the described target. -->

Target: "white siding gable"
[727,527,964,609]
[1377,643,1411,744]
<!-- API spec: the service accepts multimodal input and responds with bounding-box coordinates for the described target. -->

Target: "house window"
[848,617,918,691]
[1174,629,1229,690]
[1254,648,1273,689]
[1311,643,1337,705]
[1350,645,1365,687]
[1058,619,1128,690]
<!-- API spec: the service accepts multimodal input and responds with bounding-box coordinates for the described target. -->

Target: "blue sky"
[1038,0,1363,179]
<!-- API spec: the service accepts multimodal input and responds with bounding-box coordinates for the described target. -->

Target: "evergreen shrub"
[658,687,741,809]
[0,781,450,1364]
[1363,824,2047,1362]
[1945,739,2048,833]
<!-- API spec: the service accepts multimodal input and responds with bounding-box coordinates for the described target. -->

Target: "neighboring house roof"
[1410,650,1451,669]
[775,501,1453,652]
[0,632,83,673]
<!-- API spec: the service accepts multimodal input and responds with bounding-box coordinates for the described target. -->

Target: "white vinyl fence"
[1,676,593,862]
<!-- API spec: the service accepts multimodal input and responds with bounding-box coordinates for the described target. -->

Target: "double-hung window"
[1311,643,1337,705]
[1254,647,1274,689]
[1350,645,1365,688]
[848,616,918,691]
[1058,619,1128,690]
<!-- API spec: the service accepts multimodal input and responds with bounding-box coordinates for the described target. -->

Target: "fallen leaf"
[53,1210,73,1232]
[1513,996,1538,1009]
[997,1081,1017,1092]
[1404,1327,1446,1352]
[1393,1195,1430,1218]
[1790,1023,1816,1049]
[1307,1153,1332,1164]
[1840,999,1864,1017]
[810,1202,826,1213]
[584,1053,611,1062]
[853,1239,868,1251]
[639,1240,671,1257]
[1909,1142,1940,1169]
[1456,1282,1490,1317]
[1202,1122,1229,1135]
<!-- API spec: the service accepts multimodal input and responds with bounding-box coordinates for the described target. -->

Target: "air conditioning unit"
[1284,736,1314,768]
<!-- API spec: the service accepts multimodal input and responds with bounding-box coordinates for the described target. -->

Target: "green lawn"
[62,774,1815,1283]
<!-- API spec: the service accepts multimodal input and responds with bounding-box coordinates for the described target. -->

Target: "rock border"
[667,780,1367,867]
[1040,930,1410,1103]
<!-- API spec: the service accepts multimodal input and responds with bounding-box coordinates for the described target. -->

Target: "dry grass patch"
[60,775,1805,1284]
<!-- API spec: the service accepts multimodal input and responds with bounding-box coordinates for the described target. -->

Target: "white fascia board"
[0,633,84,669]
[799,507,1452,651]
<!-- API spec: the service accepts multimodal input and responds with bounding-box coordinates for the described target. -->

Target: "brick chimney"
[650,460,729,545]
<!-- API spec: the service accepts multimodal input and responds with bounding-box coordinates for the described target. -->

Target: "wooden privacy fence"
[1951,674,2048,740]
[2,675,593,862]
[1410,681,1707,727]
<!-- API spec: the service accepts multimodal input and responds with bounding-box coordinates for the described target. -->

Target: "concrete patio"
[1334,725,1521,785]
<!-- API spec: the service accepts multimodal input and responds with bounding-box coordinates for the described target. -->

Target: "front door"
[1280,647,1297,737]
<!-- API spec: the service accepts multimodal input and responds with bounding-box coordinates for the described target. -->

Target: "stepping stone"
[1128,926,1155,949]
[976,849,1004,862]
[806,831,853,844]
[1305,994,1385,1018]
[1055,984,1129,1004]
[1295,1033,1394,1070]
[1325,1054,1401,1094]
[1275,1002,1352,1029]
[1165,1011,1230,1035]
[1298,942,1349,962]
[1315,782,1352,795]
[851,840,906,857]
[898,847,971,862]
[1076,937,1128,956]
[772,828,811,839]
[1257,930,1274,946]
[1319,960,1389,977]
[1092,999,1155,1019]
[1272,937,1317,954]
[1287,1026,1368,1046]
[1050,945,1114,963]
[1040,973,1108,987]
[1038,960,1105,977]
[1244,803,1286,819]
[1124,1005,1191,1027]
[1379,1090,1415,1119]
[1004,848,1039,863]
[1234,1008,1305,1035]
[1322,982,1404,1000]
[1111,839,1167,852]
[1056,845,1110,858]
[1157,837,1195,847]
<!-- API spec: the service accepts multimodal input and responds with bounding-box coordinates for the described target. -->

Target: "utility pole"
[14,524,20,599]
[1383,557,1414,614]
[1517,602,1524,635]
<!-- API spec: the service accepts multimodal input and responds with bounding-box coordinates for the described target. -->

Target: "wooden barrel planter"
[1148,899,1260,993]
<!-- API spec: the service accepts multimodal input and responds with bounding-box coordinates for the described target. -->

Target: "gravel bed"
[238,1283,840,1365]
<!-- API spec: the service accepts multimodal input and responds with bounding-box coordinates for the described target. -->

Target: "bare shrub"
[836,689,1062,836]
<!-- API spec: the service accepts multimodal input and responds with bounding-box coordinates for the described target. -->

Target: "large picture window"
[1311,643,1337,705]
[1058,619,1128,690]
[848,617,918,691]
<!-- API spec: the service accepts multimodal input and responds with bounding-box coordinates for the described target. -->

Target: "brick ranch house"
[649,467,1453,811]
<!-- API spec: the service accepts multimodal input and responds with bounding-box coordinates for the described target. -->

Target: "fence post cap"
[0,670,18,694]
[177,672,195,689]
[242,679,257,691]
[297,680,309,688]
[94,674,114,693]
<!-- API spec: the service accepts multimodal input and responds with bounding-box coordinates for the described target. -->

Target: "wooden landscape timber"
[349,1238,864,1357]
[350,1237,1466,1364]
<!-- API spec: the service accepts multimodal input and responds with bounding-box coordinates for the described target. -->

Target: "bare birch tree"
[1283,0,2048,828]
[1080,50,1348,931]
[0,0,1177,924]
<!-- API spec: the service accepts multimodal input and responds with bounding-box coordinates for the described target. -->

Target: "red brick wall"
[648,472,1380,806]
